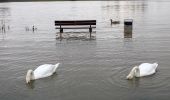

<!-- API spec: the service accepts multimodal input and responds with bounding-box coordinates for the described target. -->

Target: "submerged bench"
[54,20,96,39]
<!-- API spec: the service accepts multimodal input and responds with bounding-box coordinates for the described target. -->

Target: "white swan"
[126,63,158,80]
[26,63,60,83]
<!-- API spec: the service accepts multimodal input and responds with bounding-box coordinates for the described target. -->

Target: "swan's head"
[26,70,34,84]
[126,66,139,80]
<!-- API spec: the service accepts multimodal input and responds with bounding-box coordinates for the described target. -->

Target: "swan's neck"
[134,67,140,77]
[127,66,139,79]
[26,70,35,83]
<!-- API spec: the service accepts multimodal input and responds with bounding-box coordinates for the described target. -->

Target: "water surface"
[0,1,170,100]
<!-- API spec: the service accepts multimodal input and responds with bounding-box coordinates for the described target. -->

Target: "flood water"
[1,0,170,99]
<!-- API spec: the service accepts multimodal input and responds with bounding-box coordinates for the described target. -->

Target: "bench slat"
[55,20,96,23]
[55,20,96,26]
[55,26,96,29]
[54,20,96,39]
[55,23,96,25]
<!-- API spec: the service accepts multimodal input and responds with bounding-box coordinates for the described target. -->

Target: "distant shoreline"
[0,0,145,3]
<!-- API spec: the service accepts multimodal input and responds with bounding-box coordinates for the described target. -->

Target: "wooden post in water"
[8,25,10,30]
[124,19,133,38]
[2,24,6,33]
[1,20,6,33]
[32,25,35,32]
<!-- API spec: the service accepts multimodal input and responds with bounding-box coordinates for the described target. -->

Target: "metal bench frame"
[55,20,96,39]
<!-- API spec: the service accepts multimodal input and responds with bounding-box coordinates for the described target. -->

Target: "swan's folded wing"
[139,63,156,77]
[34,64,54,79]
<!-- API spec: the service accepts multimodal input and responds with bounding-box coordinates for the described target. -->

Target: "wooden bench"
[54,20,96,39]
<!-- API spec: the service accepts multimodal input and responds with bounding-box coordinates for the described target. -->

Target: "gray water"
[1,1,170,100]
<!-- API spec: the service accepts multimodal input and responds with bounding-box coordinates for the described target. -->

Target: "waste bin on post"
[124,19,133,38]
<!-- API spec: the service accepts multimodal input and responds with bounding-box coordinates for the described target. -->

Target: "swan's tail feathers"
[153,62,158,69]
[53,63,60,73]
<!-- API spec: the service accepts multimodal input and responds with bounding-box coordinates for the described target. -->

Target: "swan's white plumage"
[34,63,59,79]
[126,63,158,79]
[137,63,158,77]
[26,63,60,83]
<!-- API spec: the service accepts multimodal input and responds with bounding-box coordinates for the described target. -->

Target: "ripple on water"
[108,66,169,90]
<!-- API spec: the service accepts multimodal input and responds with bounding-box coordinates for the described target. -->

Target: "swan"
[126,63,158,80]
[26,63,60,83]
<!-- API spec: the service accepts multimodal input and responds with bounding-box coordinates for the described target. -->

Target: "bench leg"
[59,28,63,40]
[89,28,92,39]
[89,28,92,33]
[60,28,63,33]
[59,32,62,40]
[90,32,92,39]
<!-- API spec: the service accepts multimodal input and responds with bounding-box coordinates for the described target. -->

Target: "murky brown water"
[1,1,170,100]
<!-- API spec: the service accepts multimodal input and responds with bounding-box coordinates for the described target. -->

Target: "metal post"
[59,25,63,40]
[89,25,92,39]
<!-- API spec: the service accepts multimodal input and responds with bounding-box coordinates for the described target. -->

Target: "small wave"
[108,66,168,90]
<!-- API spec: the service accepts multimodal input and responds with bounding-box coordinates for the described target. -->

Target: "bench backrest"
[55,20,96,26]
